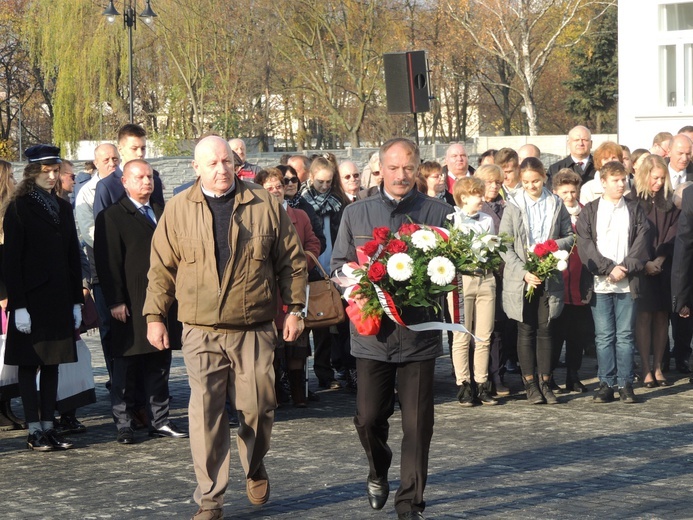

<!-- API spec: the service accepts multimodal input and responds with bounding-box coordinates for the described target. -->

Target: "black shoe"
[539,378,558,404]
[43,428,74,450]
[398,512,425,520]
[307,390,320,402]
[366,476,389,510]
[565,372,588,393]
[456,382,475,407]
[318,378,341,389]
[548,375,567,394]
[619,383,638,404]
[149,422,189,438]
[27,431,55,451]
[492,379,511,397]
[477,381,498,405]
[593,382,615,403]
[676,360,691,374]
[57,415,87,435]
[524,379,545,404]
[335,368,348,381]
[117,427,134,444]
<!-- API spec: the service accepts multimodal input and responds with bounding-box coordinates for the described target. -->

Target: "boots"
[0,400,23,431]
[288,370,307,408]
[523,378,545,405]
[477,381,498,405]
[565,371,588,393]
[539,376,558,404]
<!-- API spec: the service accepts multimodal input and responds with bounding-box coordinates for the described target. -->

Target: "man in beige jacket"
[144,136,307,520]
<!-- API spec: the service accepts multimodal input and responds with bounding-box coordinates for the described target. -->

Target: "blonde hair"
[634,154,671,199]
[474,164,502,184]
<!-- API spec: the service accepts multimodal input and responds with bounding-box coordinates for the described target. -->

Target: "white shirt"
[75,174,102,247]
[448,208,495,234]
[669,164,686,190]
[524,190,550,245]
[593,197,630,293]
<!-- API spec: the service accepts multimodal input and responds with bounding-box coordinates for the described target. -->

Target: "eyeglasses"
[283,177,299,185]
[342,173,360,180]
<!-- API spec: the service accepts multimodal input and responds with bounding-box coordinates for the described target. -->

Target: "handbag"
[303,251,345,328]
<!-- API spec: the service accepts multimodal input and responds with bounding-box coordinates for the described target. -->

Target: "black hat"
[25,144,62,165]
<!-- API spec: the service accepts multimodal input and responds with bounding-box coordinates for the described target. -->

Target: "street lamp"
[102,0,157,123]
[520,105,528,136]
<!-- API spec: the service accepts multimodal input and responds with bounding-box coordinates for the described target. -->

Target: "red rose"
[373,226,391,243]
[533,244,548,257]
[545,239,559,253]
[361,240,380,258]
[367,261,387,282]
[398,223,421,236]
[385,239,408,254]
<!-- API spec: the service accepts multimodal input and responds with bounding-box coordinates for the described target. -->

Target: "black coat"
[2,191,83,366]
[94,197,163,357]
[547,155,597,186]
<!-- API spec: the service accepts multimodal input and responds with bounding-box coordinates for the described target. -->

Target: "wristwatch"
[288,311,304,319]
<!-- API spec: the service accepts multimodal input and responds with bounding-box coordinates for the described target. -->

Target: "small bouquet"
[348,223,458,329]
[447,227,510,275]
[523,239,570,301]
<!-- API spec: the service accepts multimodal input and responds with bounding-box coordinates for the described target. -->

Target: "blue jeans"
[590,293,635,387]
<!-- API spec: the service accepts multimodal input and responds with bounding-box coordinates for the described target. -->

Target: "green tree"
[564,5,618,133]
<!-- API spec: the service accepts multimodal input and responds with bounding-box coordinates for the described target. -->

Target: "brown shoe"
[191,507,223,520]
[246,465,270,505]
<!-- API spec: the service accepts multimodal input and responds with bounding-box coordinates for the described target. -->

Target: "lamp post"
[102,0,157,123]
[520,105,528,136]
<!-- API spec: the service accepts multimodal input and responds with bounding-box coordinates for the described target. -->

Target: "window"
[660,2,693,31]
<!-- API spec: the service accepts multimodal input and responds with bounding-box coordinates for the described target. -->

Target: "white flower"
[411,229,437,252]
[471,239,485,253]
[427,257,455,286]
[553,249,570,261]
[481,234,502,251]
[556,259,568,271]
[387,253,414,281]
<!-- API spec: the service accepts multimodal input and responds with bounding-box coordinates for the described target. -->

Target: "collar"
[200,179,236,198]
[571,156,590,167]
[601,195,626,208]
[127,196,151,210]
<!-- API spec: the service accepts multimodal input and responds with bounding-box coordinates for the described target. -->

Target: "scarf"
[286,192,303,209]
[30,187,60,225]
[301,185,343,217]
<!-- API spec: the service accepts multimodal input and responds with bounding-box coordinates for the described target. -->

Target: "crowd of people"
[0,124,692,520]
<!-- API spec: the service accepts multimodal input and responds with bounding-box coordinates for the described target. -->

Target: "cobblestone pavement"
[2,334,693,519]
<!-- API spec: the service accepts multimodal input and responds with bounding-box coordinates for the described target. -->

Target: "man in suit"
[547,125,596,185]
[94,160,188,445]
[667,134,693,189]
[338,160,362,202]
[444,143,475,192]
[93,123,165,218]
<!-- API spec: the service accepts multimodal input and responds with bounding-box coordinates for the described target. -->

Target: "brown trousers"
[182,323,277,510]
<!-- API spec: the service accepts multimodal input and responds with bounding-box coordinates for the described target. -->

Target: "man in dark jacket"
[547,125,596,186]
[331,138,453,520]
[94,160,187,445]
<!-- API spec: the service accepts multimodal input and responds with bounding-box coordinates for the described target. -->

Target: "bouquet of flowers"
[349,223,458,325]
[523,239,570,300]
[447,227,510,275]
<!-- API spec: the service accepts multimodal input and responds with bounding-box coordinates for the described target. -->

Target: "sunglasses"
[342,173,360,180]
[283,177,299,185]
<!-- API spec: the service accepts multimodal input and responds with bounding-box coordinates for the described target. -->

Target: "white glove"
[73,304,82,329]
[14,308,31,334]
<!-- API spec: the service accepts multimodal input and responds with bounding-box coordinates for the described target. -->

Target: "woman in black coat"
[2,145,83,451]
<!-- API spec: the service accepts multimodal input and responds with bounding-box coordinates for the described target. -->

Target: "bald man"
[144,136,307,519]
[547,125,596,185]
[228,138,261,182]
[668,134,693,188]
[518,143,541,163]
[444,143,475,192]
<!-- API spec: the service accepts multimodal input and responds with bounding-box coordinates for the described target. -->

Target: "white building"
[618,0,693,148]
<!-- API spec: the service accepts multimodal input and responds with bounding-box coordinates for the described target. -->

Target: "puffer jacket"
[143,178,307,330]
[331,186,453,363]
[499,187,574,323]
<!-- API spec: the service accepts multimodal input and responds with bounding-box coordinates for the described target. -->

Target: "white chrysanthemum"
[387,253,414,281]
[481,234,502,251]
[556,259,568,271]
[410,229,437,252]
[427,256,455,286]
[553,249,570,261]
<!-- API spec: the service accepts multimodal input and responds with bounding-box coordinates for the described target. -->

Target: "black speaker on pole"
[383,50,431,114]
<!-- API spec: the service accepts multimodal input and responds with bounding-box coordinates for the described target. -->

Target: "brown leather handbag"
[303,251,345,328]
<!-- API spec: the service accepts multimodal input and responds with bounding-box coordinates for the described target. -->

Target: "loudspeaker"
[383,50,431,114]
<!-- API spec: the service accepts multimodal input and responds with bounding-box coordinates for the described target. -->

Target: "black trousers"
[18,364,58,424]
[551,304,593,376]
[311,327,335,383]
[670,313,693,365]
[517,288,552,377]
[354,357,435,515]
[111,350,172,430]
